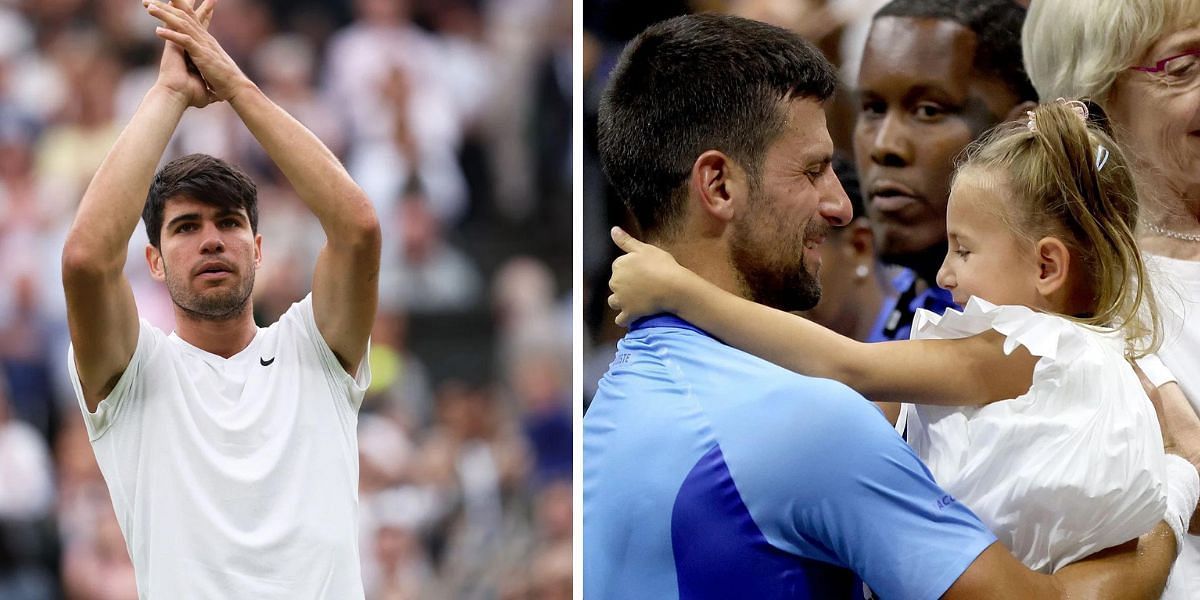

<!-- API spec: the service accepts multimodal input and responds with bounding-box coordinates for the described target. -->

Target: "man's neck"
[660,238,748,303]
[173,305,258,358]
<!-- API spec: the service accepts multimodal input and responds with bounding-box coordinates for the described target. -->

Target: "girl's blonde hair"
[956,102,1160,357]
[1022,0,1200,103]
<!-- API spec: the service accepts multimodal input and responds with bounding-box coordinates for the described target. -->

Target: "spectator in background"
[1023,1,1200,596]
[418,381,530,598]
[60,509,137,600]
[510,348,571,487]
[0,372,56,599]
[358,413,434,600]
[522,478,572,600]
[0,274,57,440]
[37,36,124,201]
[853,0,1036,343]
[364,510,434,600]
[364,306,435,430]
[493,256,570,371]
[380,180,484,313]
[529,0,572,229]
[247,33,345,168]
[0,372,52,519]
[325,0,487,228]
[52,412,111,559]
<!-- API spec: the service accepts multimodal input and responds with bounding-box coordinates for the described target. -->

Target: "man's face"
[147,196,261,321]
[730,98,852,312]
[853,16,1021,277]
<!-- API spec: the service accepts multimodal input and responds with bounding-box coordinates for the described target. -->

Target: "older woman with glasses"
[1024,1,1200,596]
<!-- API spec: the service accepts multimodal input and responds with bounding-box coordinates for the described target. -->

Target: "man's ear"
[1003,100,1038,125]
[254,233,263,269]
[1034,236,1071,298]
[691,150,749,224]
[146,244,165,282]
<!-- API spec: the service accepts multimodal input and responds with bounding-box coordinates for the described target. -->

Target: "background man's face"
[151,196,261,321]
[853,16,1021,277]
[731,98,851,312]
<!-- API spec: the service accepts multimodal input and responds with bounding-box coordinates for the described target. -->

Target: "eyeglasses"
[1130,48,1200,87]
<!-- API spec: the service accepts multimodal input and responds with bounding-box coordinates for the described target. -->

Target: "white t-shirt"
[904,297,1168,573]
[1148,255,1200,599]
[68,295,370,599]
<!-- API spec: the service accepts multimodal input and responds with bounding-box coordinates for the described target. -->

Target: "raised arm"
[608,227,1037,406]
[146,0,381,374]
[63,1,217,411]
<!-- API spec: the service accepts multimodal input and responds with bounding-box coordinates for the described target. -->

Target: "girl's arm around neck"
[670,276,1037,405]
[608,228,1037,406]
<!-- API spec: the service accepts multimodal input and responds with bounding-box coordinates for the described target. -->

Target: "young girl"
[606,101,1181,573]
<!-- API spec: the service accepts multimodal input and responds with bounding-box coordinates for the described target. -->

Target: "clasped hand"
[146,0,251,104]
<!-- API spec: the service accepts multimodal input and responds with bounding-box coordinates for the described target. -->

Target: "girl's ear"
[1034,236,1071,298]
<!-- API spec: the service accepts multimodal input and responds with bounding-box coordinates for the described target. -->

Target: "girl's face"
[936,172,1045,309]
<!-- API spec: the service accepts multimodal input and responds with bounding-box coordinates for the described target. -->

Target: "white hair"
[1023,0,1200,104]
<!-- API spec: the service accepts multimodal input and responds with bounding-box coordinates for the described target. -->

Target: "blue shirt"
[584,315,995,599]
[868,270,958,343]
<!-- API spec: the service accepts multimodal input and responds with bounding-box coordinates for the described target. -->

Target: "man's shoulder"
[746,366,870,417]
[77,318,172,368]
[255,294,320,347]
[713,374,885,450]
[269,293,315,326]
[619,323,868,404]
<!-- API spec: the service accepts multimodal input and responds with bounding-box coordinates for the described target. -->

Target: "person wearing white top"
[1022,3,1200,594]
[59,0,380,597]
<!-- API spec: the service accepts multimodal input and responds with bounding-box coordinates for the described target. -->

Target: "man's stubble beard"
[729,189,825,313]
[164,264,255,322]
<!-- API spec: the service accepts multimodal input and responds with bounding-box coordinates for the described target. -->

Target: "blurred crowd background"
[582,0,891,406]
[0,0,572,598]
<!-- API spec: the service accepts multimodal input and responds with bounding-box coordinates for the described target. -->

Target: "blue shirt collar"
[629,313,712,337]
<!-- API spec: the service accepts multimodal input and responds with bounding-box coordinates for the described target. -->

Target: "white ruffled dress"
[902,297,1168,573]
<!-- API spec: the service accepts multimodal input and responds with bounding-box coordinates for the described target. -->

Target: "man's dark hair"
[876,0,1037,103]
[143,154,259,248]
[597,14,837,240]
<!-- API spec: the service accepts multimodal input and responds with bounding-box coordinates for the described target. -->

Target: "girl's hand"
[608,226,694,327]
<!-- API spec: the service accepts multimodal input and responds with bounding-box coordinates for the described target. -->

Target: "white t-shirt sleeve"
[1136,353,1178,388]
[289,294,371,410]
[67,319,161,441]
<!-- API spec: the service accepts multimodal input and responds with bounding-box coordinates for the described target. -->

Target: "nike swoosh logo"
[260,357,275,366]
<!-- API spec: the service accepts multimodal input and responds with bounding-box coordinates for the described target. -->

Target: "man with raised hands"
[60,0,380,596]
